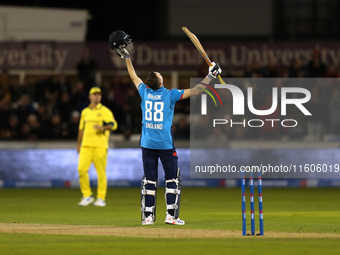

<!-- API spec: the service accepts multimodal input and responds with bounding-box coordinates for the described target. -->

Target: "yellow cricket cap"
[89,87,102,95]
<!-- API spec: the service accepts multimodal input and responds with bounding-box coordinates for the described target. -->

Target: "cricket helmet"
[109,30,133,50]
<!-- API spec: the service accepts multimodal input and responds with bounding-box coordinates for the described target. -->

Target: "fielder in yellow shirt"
[77,87,118,207]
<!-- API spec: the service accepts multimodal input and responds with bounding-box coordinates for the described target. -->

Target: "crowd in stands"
[0,69,143,141]
[1,47,340,142]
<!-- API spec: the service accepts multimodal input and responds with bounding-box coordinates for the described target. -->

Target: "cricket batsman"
[77,87,118,207]
[109,30,221,224]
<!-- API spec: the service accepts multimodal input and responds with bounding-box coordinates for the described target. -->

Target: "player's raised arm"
[109,30,142,89]
[182,62,222,99]
[125,58,143,89]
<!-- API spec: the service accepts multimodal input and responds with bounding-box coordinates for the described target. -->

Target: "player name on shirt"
[138,83,183,149]
[146,122,163,130]
[147,94,162,100]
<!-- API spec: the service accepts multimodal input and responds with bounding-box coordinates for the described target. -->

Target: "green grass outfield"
[0,187,339,255]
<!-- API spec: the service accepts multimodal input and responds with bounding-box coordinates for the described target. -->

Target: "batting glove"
[208,62,222,79]
[115,48,130,59]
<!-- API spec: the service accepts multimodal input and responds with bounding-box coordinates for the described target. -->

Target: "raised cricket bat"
[182,26,226,84]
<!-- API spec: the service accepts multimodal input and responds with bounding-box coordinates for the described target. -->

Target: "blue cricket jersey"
[138,83,184,149]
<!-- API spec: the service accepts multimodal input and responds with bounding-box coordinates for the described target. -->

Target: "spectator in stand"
[126,85,141,133]
[49,114,62,139]
[60,122,70,140]
[110,74,129,130]
[17,114,40,141]
[289,58,310,78]
[19,123,31,140]
[308,47,327,78]
[15,94,36,126]
[54,73,72,95]
[111,74,128,109]
[262,59,279,77]
[71,80,88,112]
[44,79,60,113]
[118,85,141,140]
[324,65,338,78]
[4,114,20,140]
[120,102,133,140]
[100,80,114,109]
[13,76,36,102]
[68,111,80,139]
[279,66,290,78]
[36,104,51,140]
[0,100,12,132]
[76,47,97,93]
[244,60,263,78]
[34,74,54,105]
[57,92,73,123]
[26,114,40,140]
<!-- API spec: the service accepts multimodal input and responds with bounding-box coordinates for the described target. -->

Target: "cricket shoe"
[93,198,106,207]
[142,215,154,225]
[78,196,94,206]
[164,213,185,225]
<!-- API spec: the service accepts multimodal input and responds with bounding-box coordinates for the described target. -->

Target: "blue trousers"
[142,147,178,216]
